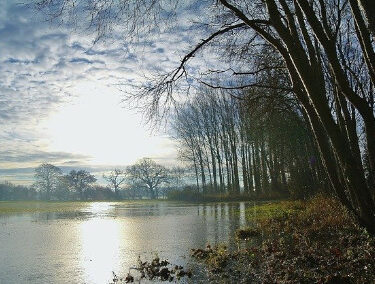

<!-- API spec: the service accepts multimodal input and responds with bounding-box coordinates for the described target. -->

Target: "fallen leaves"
[192,197,375,283]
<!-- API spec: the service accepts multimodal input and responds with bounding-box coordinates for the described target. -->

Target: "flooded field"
[0,201,255,283]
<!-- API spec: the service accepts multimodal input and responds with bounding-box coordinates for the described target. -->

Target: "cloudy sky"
[0,0,205,184]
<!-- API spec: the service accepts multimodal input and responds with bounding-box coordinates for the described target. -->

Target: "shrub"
[167,188,203,201]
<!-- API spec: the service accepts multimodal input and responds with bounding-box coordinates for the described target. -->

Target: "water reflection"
[87,202,112,214]
[80,218,121,284]
[0,201,256,284]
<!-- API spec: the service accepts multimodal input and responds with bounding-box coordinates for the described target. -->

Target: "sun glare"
[79,217,121,284]
[43,80,174,166]
[88,202,112,214]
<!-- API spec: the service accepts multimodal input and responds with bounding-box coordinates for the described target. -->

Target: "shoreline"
[191,197,375,283]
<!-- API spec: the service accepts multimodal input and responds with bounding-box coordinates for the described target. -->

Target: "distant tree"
[170,166,186,189]
[0,182,37,201]
[127,158,170,199]
[123,181,145,200]
[66,170,97,200]
[34,163,62,200]
[0,181,16,201]
[86,185,116,200]
[103,169,126,199]
[55,175,71,200]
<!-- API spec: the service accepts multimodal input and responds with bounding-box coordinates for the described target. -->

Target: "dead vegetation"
[192,196,375,283]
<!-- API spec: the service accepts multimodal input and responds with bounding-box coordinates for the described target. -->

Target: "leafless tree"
[172,82,321,198]
[66,170,97,200]
[103,169,126,199]
[127,158,170,199]
[34,163,62,200]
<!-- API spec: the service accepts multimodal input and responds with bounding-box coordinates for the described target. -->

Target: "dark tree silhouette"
[66,170,97,200]
[172,82,322,198]
[127,158,170,199]
[103,169,126,199]
[34,163,62,200]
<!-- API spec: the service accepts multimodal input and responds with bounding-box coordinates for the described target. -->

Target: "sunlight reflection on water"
[0,201,254,284]
[88,202,112,213]
[80,218,121,284]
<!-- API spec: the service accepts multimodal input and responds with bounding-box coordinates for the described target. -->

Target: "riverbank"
[167,188,286,203]
[192,196,375,283]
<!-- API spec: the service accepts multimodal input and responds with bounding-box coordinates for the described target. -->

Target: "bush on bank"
[192,196,375,283]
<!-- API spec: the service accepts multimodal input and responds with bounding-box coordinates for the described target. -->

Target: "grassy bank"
[192,196,375,283]
[167,188,286,203]
[0,201,91,214]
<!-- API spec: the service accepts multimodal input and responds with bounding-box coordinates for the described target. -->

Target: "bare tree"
[66,170,97,200]
[103,169,126,199]
[127,158,170,199]
[55,175,71,200]
[170,166,185,189]
[34,163,62,200]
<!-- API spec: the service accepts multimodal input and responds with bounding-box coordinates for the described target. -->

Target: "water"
[0,201,256,283]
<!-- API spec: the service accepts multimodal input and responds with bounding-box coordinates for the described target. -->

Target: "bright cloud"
[0,0,201,184]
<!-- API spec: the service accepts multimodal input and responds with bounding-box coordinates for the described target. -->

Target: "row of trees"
[34,164,97,200]
[32,158,184,201]
[0,182,37,201]
[193,0,375,234]
[172,83,325,198]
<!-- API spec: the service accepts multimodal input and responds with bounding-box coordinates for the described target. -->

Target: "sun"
[42,80,175,166]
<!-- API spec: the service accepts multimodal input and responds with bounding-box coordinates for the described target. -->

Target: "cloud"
[0,150,89,165]
[0,0,215,184]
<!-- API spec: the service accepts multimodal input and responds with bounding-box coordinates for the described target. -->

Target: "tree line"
[0,158,184,201]
[172,82,325,199]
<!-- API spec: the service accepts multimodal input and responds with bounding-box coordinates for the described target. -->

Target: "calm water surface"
[0,201,257,283]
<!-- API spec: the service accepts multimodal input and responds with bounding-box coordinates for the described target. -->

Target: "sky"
[0,0,204,184]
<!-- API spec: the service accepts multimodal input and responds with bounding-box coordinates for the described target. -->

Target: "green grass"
[167,188,287,203]
[244,200,305,221]
[0,201,91,214]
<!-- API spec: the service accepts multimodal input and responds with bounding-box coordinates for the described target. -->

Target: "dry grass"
[193,196,375,283]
